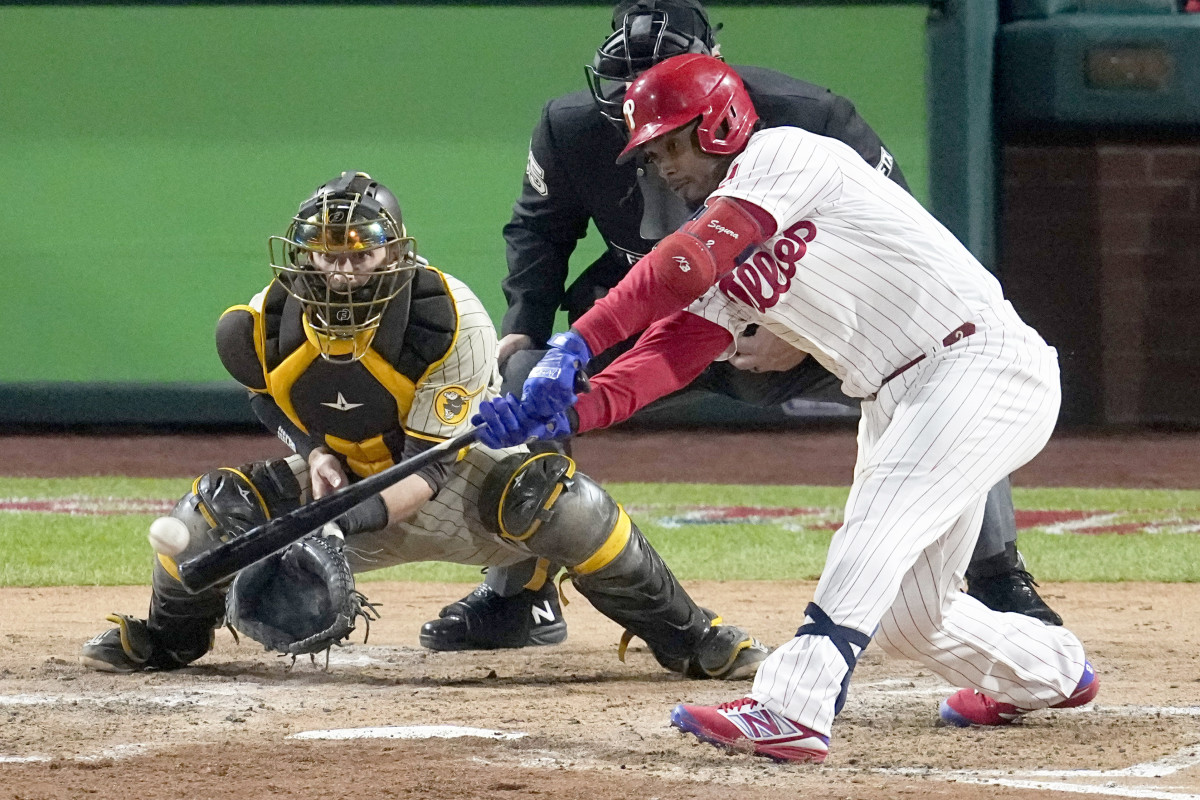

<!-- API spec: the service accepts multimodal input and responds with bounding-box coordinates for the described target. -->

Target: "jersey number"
[717,220,816,311]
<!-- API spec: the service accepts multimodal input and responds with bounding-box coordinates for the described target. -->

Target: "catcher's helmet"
[587,1,717,125]
[616,53,758,164]
[269,172,418,362]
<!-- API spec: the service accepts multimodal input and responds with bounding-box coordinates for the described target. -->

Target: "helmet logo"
[329,210,346,223]
[337,309,351,321]
[623,98,637,132]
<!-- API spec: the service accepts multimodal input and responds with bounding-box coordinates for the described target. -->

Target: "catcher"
[79,171,768,680]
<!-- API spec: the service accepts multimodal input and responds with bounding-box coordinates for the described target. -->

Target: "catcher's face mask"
[269,173,418,363]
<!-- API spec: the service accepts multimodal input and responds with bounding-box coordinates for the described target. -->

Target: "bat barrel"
[176,427,481,593]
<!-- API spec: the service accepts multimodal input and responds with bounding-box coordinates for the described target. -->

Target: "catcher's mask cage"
[269,172,418,363]
[586,8,714,126]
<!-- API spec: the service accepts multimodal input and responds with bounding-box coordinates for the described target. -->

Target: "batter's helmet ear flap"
[616,53,758,164]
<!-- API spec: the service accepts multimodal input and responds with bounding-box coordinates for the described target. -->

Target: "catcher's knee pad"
[477,452,624,570]
[152,455,308,583]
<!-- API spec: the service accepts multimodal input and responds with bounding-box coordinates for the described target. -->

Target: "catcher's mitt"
[225,534,378,659]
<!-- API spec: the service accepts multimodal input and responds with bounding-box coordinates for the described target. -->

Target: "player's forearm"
[379,473,436,524]
[249,393,318,458]
[573,197,772,357]
[574,313,733,433]
[499,240,574,341]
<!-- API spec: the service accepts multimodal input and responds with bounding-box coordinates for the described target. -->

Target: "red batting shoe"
[670,697,830,763]
[939,661,1098,727]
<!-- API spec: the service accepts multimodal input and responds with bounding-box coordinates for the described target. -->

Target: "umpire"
[421,0,1062,651]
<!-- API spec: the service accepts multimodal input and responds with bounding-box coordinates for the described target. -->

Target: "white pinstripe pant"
[751,303,1088,736]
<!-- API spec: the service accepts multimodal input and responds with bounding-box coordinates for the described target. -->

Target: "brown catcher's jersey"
[216,265,501,479]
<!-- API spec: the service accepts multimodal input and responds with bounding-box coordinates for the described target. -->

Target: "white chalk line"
[289,725,526,741]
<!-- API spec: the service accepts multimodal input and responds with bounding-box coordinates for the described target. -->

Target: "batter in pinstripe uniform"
[474,57,1099,762]
[79,171,768,681]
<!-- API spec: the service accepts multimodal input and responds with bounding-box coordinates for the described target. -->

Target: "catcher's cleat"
[939,661,1098,727]
[79,614,191,673]
[685,623,769,680]
[650,617,770,680]
[670,697,830,763]
[419,581,567,651]
[966,567,1063,626]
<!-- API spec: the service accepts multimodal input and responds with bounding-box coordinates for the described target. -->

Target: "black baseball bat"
[176,426,483,594]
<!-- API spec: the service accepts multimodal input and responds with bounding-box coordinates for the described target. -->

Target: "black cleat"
[967,569,1063,626]
[419,581,567,651]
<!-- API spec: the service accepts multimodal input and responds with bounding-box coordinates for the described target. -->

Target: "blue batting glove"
[522,330,591,419]
[472,394,573,450]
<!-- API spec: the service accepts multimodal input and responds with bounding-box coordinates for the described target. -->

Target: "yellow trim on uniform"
[522,558,552,591]
[359,349,416,420]
[191,476,218,530]
[223,467,270,518]
[404,428,447,443]
[220,302,268,391]
[496,453,578,540]
[573,505,632,575]
[157,553,181,581]
[323,432,395,478]
[413,266,461,385]
[299,310,377,358]
[264,337,320,435]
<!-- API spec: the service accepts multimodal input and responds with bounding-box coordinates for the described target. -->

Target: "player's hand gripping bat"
[171,426,482,594]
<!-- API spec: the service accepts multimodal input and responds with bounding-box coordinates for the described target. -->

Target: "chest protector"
[220,268,457,477]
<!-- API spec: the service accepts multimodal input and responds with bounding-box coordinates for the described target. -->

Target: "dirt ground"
[1,429,1199,799]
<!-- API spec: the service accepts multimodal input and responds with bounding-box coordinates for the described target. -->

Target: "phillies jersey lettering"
[692,126,1005,398]
[718,220,816,312]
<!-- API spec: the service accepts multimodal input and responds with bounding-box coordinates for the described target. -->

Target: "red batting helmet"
[616,53,758,164]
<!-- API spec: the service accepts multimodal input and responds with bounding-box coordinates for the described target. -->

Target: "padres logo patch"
[434,385,482,425]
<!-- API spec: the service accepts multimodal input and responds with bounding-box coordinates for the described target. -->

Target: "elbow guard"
[648,197,772,299]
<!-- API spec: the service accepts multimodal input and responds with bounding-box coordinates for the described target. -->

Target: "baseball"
[147,516,189,557]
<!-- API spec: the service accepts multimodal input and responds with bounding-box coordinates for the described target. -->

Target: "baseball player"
[434,0,1059,653]
[474,57,1097,763]
[79,171,768,683]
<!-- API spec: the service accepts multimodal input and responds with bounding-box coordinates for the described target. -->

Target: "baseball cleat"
[80,614,157,673]
[671,697,830,763]
[682,622,770,680]
[419,581,567,651]
[939,661,1098,727]
[966,567,1063,626]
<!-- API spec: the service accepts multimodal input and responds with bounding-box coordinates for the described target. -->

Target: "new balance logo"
[531,600,556,625]
[728,708,800,739]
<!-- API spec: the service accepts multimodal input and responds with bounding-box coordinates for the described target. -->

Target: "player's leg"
[80,456,309,672]
[673,315,1072,756]
[709,343,1062,625]
[474,450,769,679]
[872,496,1091,725]
[966,477,1063,624]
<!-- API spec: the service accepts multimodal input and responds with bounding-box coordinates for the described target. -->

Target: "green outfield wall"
[0,4,926,419]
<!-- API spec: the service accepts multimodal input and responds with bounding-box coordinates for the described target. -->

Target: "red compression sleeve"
[573,311,734,433]
[573,197,774,356]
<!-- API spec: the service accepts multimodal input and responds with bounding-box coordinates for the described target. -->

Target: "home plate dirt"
[2,580,1198,800]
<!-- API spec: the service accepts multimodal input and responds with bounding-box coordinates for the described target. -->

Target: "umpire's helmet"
[617,54,758,164]
[268,172,418,362]
[587,1,717,126]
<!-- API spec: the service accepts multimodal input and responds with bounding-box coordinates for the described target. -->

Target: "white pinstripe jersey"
[690,127,1007,398]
